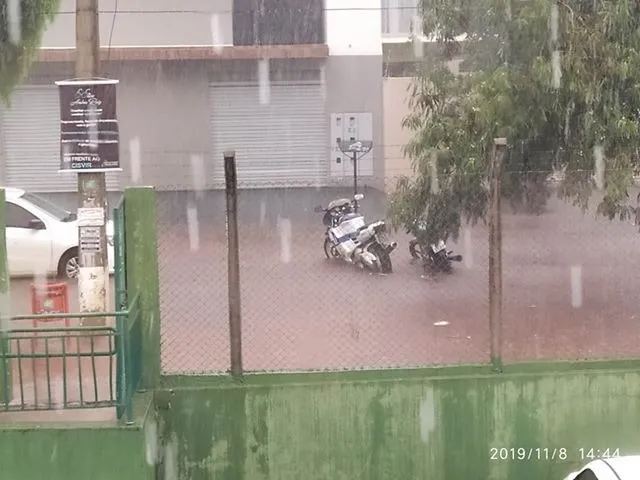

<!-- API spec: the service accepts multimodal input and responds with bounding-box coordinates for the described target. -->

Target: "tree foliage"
[0,0,59,103]
[388,0,640,245]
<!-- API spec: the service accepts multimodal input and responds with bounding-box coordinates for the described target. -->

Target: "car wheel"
[58,249,79,280]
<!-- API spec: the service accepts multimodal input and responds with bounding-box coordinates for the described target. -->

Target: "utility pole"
[489,137,507,373]
[76,0,108,325]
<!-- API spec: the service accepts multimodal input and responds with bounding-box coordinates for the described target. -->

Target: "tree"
[0,0,60,103]
[388,0,640,246]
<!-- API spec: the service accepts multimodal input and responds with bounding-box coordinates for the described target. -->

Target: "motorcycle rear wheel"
[409,239,421,260]
[370,243,393,274]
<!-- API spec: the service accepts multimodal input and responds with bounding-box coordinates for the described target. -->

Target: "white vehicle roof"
[2,187,26,200]
[567,455,640,479]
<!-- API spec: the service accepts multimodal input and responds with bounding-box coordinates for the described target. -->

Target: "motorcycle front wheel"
[323,237,340,260]
[369,243,393,274]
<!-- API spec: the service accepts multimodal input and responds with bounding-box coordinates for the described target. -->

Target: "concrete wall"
[382,76,414,189]
[4,56,383,195]
[157,361,640,480]
[325,55,385,188]
[381,59,465,192]
[42,0,233,48]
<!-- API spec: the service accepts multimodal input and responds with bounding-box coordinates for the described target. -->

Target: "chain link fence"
[157,172,491,374]
[157,155,640,374]
[502,164,640,363]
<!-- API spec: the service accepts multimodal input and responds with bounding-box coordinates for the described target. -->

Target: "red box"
[30,282,70,329]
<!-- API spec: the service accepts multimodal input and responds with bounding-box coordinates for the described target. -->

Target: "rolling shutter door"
[0,86,120,192]
[209,82,328,187]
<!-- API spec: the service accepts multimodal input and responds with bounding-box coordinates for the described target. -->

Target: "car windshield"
[20,192,75,222]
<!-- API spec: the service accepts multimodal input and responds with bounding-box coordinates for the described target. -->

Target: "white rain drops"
[593,145,605,190]
[186,203,200,252]
[320,63,327,102]
[278,217,292,264]
[190,154,206,198]
[209,13,224,54]
[419,389,436,443]
[163,433,178,480]
[429,152,439,194]
[259,199,267,227]
[463,227,474,269]
[550,3,561,89]
[551,51,562,89]
[7,0,21,44]
[258,58,270,105]
[570,264,583,308]
[51,376,66,413]
[0,290,10,334]
[87,102,99,149]
[129,137,141,184]
[144,417,159,466]
[411,15,424,58]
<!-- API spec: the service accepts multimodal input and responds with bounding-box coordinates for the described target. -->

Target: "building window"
[382,0,422,39]
[233,0,325,46]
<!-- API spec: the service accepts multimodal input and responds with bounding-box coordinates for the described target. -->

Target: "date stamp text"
[490,447,568,461]
[489,447,621,461]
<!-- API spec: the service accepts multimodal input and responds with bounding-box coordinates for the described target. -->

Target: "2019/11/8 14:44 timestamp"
[489,447,622,461]
[579,448,621,460]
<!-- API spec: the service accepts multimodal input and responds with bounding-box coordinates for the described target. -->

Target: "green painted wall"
[0,393,156,480]
[0,188,9,403]
[157,362,640,480]
[124,187,161,389]
[0,425,154,480]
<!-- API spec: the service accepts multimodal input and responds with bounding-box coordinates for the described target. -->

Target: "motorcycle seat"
[327,198,352,210]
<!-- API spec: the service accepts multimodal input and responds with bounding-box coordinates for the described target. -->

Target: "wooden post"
[224,151,243,377]
[489,138,507,372]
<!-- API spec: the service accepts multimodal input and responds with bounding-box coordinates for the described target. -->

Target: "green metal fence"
[1,314,119,412]
[0,195,143,424]
[0,300,141,422]
[116,294,143,424]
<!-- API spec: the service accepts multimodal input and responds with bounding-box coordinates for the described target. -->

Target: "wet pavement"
[156,189,640,373]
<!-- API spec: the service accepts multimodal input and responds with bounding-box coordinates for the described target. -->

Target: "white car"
[563,455,640,479]
[3,187,115,279]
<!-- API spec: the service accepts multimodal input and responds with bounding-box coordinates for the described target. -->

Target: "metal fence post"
[489,138,507,372]
[224,151,243,377]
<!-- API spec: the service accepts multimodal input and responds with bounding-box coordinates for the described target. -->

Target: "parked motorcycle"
[407,221,463,274]
[314,193,397,273]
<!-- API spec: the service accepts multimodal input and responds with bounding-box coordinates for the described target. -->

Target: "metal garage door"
[209,81,328,187]
[0,86,120,192]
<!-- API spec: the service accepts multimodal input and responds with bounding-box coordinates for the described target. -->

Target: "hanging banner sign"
[55,78,121,172]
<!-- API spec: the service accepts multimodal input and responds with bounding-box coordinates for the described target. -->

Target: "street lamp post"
[338,139,373,213]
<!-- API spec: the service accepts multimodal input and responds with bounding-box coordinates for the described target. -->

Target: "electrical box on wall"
[329,112,374,178]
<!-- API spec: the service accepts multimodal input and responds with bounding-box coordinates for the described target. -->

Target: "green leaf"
[0,0,60,104]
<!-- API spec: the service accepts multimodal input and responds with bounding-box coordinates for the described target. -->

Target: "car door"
[5,201,53,276]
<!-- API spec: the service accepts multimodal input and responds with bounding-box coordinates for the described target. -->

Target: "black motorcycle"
[407,221,463,275]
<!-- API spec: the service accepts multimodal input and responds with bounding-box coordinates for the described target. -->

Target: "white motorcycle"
[314,193,397,274]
